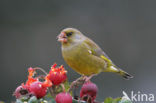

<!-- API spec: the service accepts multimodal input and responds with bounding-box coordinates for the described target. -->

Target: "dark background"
[0,0,156,102]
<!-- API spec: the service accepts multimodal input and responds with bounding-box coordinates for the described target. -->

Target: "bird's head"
[57,28,84,45]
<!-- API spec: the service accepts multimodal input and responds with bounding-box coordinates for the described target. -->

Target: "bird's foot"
[68,74,97,92]
[68,75,86,92]
[83,74,97,82]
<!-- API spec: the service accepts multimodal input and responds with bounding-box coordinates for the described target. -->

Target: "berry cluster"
[14,63,98,103]
[14,67,52,99]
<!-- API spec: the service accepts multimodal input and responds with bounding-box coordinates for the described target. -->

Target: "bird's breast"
[61,42,105,75]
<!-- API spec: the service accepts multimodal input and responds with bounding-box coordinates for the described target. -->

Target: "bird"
[57,28,133,80]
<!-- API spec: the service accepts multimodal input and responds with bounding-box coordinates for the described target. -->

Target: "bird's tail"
[117,69,133,80]
[105,66,133,80]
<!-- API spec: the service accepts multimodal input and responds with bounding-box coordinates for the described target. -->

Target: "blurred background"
[0,0,156,102]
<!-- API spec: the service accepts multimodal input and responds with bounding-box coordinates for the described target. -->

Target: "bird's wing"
[83,37,133,79]
[83,37,114,66]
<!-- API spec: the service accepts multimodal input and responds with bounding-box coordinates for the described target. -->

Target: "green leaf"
[28,96,38,103]
[63,80,71,91]
[20,96,29,102]
[112,97,121,103]
[104,97,114,103]
[44,92,53,99]
[104,97,122,103]
[119,100,132,103]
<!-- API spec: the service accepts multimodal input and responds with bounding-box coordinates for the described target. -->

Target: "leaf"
[104,97,122,103]
[112,97,121,103]
[63,80,71,91]
[16,99,23,103]
[28,96,38,103]
[42,96,56,103]
[119,100,132,103]
[104,97,114,103]
[20,96,29,102]
[46,98,56,103]
[45,92,53,99]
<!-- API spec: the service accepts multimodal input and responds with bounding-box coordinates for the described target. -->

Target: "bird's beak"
[57,32,68,43]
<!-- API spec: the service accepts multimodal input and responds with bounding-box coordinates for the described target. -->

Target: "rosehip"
[29,81,47,99]
[48,64,67,85]
[55,92,72,103]
[14,85,29,98]
[80,82,98,102]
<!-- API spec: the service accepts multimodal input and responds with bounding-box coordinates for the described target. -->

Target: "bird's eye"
[66,32,73,37]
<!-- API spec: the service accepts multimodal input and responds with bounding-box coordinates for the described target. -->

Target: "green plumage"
[59,28,133,79]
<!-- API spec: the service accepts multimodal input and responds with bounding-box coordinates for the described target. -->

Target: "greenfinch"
[57,28,133,79]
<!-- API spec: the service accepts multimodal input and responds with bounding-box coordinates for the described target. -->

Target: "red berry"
[29,81,47,99]
[55,92,72,103]
[14,86,23,98]
[14,85,29,98]
[48,64,67,85]
[80,82,98,102]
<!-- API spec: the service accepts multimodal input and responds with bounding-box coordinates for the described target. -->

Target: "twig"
[48,86,55,97]
[61,84,66,92]
[34,67,48,75]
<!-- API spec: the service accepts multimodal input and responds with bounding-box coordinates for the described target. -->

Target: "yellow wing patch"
[101,55,120,72]
[100,55,112,67]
